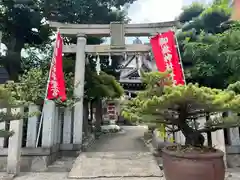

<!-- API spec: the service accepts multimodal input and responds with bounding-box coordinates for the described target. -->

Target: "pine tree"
[0,83,33,137]
[122,71,240,147]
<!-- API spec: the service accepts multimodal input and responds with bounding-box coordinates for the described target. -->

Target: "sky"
[127,0,182,24]
[128,0,213,24]
[123,0,183,44]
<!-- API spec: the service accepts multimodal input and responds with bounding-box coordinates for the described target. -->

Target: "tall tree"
[176,1,237,88]
[0,0,135,80]
[0,0,51,80]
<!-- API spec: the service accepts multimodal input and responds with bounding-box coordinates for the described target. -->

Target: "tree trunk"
[95,99,103,131]
[90,100,94,122]
[178,121,205,147]
[177,106,205,147]
[83,100,89,136]
[3,38,24,81]
[3,52,21,81]
[89,100,94,133]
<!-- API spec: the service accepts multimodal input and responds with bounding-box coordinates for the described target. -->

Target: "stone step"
[46,157,76,172]
[68,152,163,179]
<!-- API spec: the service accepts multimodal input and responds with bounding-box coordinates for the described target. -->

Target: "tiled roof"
[0,67,9,84]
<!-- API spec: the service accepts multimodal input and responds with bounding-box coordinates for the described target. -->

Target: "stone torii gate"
[49,21,177,147]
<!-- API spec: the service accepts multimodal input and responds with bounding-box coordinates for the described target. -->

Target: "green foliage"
[44,0,133,23]
[122,71,171,124]
[12,64,123,107]
[183,23,240,88]
[0,85,21,106]
[227,81,240,94]
[0,84,39,138]
[177,1,240,89]
[17,68,47,104]
[85,70,124,100]
[179,3,205,23]
[122,72,240,147]
[0,0,135,80]
[0,0,51,80]
[180,1,230,33]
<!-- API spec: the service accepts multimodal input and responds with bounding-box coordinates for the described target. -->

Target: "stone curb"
[141,137,163,170]
[141,137,156,155]
[0,173,15,180]
[82,134,96,152]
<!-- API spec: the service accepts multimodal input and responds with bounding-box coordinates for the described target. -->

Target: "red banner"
[150,31,185,85]
[231,0,240,20]
[46,31,67,102]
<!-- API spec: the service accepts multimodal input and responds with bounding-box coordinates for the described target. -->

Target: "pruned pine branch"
[0,129,14,138]
[0,111,41,123]
[122,71,240,147]
[200,115,240,133]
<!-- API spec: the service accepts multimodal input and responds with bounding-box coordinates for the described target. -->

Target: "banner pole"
[172,29,186,84]
[35,31,59,148]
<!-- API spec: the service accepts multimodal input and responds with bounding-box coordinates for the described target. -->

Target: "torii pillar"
[73,33,86,146]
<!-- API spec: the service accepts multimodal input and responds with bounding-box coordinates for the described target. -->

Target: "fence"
[152,113,240,168]
[0,100,82,174]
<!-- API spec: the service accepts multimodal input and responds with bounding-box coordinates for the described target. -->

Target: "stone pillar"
[26,104,39,147]
[228,112,240,145]
[73,33,86,147]
[210,113,226,166]
[53,106,59,145]
[42,100,55,148]
[7,107,24,175]
[229,127,240,146]
[152,130,164,149]
[211,130,226,167]
[63,108,72,144]
[128,92,131,98]
[57,108,62,144]
[179,131,186,145]
[0,108,7,147]
[0,31,2,53]
[198,116,208,146]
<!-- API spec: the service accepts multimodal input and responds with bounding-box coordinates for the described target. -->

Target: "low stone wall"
[0,135,96,172]
[226,146,240,168]
[152,130,174,150]
[0,145,61,172]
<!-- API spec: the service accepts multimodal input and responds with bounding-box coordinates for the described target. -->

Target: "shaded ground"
[88,126,149,152]
[11,126,164,180]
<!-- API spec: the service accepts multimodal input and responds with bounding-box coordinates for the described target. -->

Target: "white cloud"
[120,0,183,44]
[128,0,183,24]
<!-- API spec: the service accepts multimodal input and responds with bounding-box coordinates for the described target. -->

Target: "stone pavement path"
[68,126,163,179]
[13,172,162,180]
[11,126,164,180]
